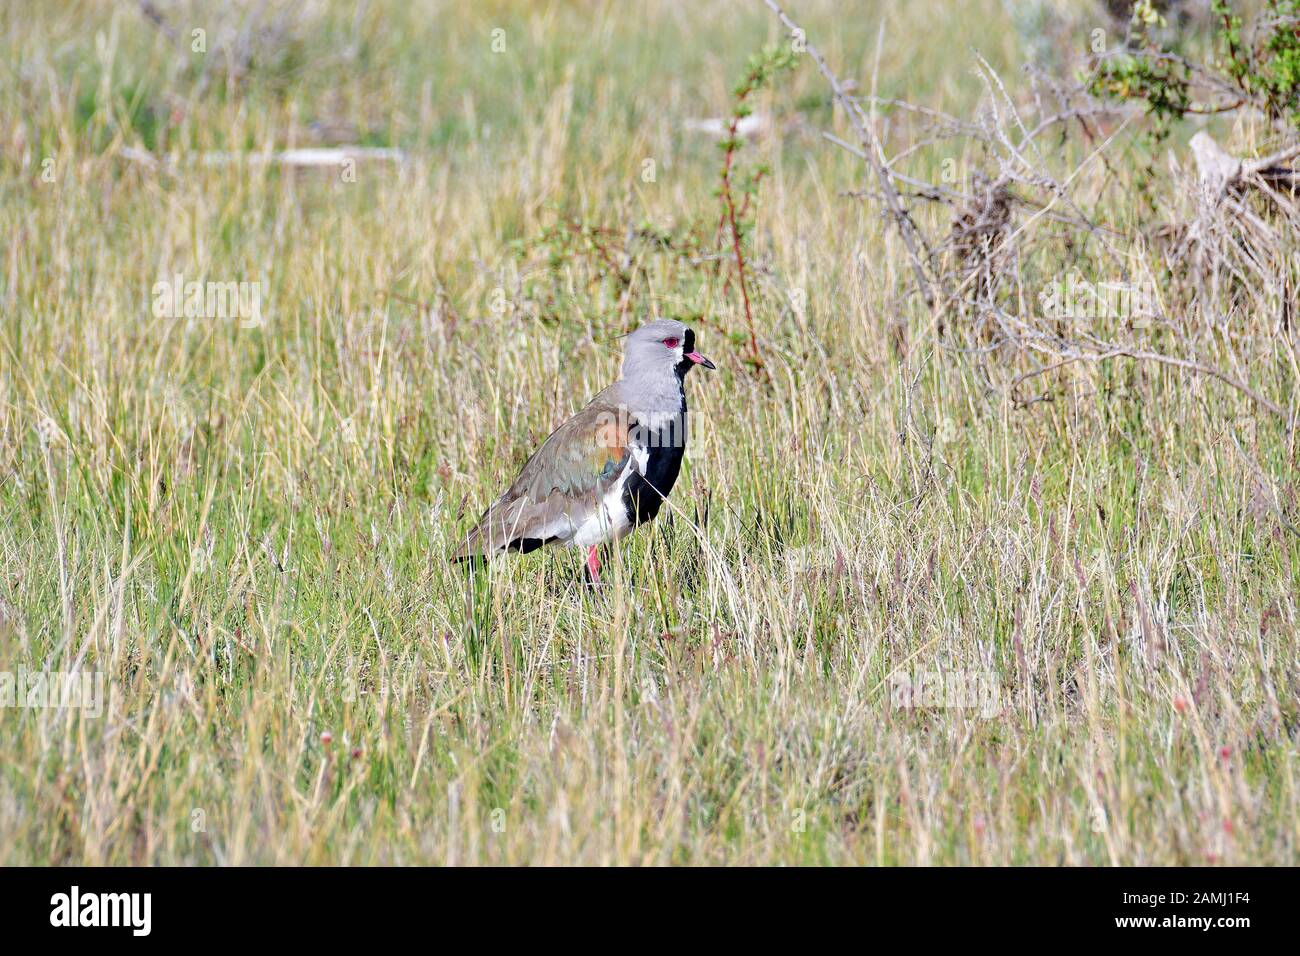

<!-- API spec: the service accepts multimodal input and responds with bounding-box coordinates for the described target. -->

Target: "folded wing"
[451,393,631,559]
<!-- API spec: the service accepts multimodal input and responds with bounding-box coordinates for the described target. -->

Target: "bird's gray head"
[620,319,716,385]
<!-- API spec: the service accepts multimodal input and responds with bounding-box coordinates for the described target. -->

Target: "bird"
[451,319,715,582]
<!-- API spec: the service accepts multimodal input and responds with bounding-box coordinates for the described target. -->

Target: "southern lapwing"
[452,319,715,581]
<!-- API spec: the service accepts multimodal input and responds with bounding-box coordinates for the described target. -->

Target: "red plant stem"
[723,187,758,364]
[718,104,762,367]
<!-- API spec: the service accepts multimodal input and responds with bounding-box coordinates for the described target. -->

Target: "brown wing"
[451,391,631,559]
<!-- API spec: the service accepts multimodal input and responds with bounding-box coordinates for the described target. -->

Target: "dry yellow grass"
[0,0,1296,865]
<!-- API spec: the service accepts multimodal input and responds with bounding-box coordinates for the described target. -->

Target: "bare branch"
[760,0,940,310]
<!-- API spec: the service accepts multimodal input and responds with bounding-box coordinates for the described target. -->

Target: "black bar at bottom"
[0,866,1287,943]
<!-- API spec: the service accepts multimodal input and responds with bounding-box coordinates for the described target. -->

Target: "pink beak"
[685,351,716,370]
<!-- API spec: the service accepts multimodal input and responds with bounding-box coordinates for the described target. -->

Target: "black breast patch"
[622,412,687,526]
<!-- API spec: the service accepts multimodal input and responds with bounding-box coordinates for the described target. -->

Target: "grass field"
[1,0,1298,865]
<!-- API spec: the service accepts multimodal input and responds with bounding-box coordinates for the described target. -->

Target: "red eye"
[663,337,679,349]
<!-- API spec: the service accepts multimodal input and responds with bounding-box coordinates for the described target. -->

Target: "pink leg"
[585,545,601,583]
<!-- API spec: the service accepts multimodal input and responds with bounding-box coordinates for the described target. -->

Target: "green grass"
[0,0,1296,865]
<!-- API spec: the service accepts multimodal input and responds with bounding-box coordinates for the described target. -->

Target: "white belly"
[569,448,645,548]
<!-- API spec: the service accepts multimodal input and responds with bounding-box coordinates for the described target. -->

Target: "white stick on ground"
[117,146,405,172]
